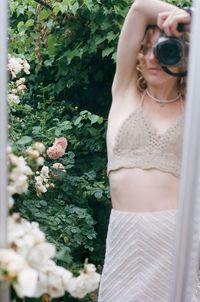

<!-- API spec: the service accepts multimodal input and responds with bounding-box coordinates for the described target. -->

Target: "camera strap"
[161,66,187,77]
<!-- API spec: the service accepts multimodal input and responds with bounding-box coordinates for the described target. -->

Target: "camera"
[153,33,185,67]
[153,23,188,77]
[152,7,192,77]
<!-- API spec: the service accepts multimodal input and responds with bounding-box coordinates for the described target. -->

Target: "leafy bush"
[10,97,110,301]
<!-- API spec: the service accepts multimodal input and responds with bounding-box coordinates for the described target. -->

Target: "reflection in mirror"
[98,0,200,302]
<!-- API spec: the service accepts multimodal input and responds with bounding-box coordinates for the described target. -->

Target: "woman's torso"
[107,88,185,212]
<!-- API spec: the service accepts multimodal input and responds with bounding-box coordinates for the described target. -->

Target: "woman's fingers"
[157,9,191,37]
[157,12,169,30]
[163,11,190,37]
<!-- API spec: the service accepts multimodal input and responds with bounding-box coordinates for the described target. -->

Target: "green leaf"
[17,21,25,31]
[74,116,82,126]
[25,19,34,27]
[83,0,93,10]
[47,34,58,56]
[32,126,41,136]
[39,200,48,207]
[107,31,117,42]
[89,114,99,124]
[95,36,106,46]
[53,3,62,16]
[94,190,103,199]
[16,136,32,145]
[102,47,115,58]
[55,246,71,262]
[98,116,104,124]
[60,121,73,130]
[80,110,89,116]
[39,9,51,20]
[55,128,61,136]
[112,51,117,62]
[70,2,79,15]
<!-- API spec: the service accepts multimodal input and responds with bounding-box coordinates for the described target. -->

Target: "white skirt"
[98,208,200,302]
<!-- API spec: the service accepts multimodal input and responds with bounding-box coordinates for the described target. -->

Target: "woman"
[98,0,200,301]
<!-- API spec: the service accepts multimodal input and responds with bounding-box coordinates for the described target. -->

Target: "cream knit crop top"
[107,92,185,178]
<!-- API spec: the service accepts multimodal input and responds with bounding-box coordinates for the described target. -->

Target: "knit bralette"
[107,94,185,178]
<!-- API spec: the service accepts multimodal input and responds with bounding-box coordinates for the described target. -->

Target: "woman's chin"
[145,73,177,87]
[145,76,164,86]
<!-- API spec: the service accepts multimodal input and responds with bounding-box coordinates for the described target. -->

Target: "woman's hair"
[136,25,186,97]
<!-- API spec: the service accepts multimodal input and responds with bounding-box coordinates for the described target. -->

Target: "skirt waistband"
[111,207,178,216]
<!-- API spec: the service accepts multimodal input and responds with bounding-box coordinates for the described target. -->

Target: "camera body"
[152,7,192,77]
[153,32,186,67]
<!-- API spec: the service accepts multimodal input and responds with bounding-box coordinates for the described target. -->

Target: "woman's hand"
[157,9,191,37]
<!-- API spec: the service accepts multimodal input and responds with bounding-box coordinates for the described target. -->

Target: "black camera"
[153,33,185,67]
[153,7,192,75]
[153,23,188,77]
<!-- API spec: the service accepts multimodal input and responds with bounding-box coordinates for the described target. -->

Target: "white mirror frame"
[0,0,9,301]
[170,1,200,301]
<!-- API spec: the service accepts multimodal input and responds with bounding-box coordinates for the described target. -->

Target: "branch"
[33,0,52,10]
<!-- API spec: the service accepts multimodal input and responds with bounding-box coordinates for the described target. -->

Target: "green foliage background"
[9,0,192,301]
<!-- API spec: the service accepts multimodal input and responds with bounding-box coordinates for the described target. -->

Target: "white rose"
[66,267,100,298]
[27,149,40,160]
[33,142,46,154]
[52,163,65,171]
[23,60,30,74]
[13,267,38,298]
[8,57,24,77]
[9,218,27,243]
[8,94,20,105]
[26,242,56,269]
[33,260,57,297]
[11,88,18,94]
[0,249,27,276]
[16,77,25,86]
[84,272,101,292]
[33,271,48,297]
[35,177,47,195]
[17,84,27,94]
[66,274,88,298]
[40,166,49,177]
[0,249,38,297]
[45,266,66,298]
[35,175,43,185]
[37,157,45,166]
[7,184,16,197]
[10,172,28,194]
[9,155,32,176]
[30,223,46,243]
[84,263,96,274]
[8,196,14,208]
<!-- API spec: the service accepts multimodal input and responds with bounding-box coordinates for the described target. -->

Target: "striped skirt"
[98,208,200,302]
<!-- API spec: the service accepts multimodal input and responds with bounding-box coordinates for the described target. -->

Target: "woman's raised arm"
[112,0,178,95]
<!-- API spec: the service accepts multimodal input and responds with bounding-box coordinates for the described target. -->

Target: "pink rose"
[54,137,68,150]
[47,145,65,160]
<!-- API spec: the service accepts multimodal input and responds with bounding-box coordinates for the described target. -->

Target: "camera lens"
[154,38,184,66]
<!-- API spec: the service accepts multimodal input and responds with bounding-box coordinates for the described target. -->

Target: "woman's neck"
[147,85,180,100]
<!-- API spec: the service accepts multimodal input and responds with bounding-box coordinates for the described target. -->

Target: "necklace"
[146,89,182,107]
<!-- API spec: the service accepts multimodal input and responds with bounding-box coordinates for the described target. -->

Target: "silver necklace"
[146,89,182,107]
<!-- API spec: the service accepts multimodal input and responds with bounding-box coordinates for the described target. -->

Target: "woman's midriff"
[109,168,179,212]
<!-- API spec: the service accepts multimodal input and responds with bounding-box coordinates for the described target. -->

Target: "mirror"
[1,1,200,302]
